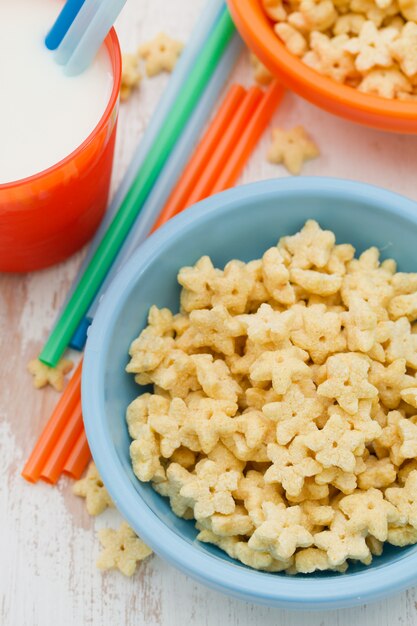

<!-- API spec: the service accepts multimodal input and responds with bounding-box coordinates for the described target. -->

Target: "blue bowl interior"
[85,179,417,601]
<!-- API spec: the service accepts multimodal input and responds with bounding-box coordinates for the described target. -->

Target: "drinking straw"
[211,80,285,194]
[185,86,263,207]
[45,0,85,50]
[22,360,82,483]
[150,84,246,234]
[62,430,90,479]
[55,0,101,66]
[39,7,236,368]
[53,0,228,348]
[64,0,129,76]
[70,35,243,350]
[40,399,84,484]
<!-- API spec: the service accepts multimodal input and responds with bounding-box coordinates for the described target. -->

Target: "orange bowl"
[227,0,417,133]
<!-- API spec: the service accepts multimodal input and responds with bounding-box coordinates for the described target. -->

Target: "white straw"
[54,0,102,66]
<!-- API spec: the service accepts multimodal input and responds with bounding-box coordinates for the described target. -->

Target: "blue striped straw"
[45,0,86,50]
[64,0,128,76]
[70,32,242,349]
[54,0,102,66]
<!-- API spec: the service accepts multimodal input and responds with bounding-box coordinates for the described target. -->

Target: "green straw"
[39,8,235,368]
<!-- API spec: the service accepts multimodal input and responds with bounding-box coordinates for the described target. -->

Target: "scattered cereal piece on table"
[73,462,113,516]
[250,53,274,85]
[27,357,73,392]
[97,522,153,576]
[138,33,183,77]
[120,52,141,101]
[267,126,319,175]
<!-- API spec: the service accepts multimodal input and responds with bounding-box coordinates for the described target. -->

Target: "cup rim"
[227,0,417,131]
[83,177,417,609]
[0,28,121,190]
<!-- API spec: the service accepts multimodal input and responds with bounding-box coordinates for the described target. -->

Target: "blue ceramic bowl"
[83,178,417,610]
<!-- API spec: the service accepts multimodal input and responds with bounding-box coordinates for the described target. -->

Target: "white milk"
[0,0,114,184]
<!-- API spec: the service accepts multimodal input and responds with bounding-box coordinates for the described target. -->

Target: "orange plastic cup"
[0,29,121,273]
[227,0,417,134]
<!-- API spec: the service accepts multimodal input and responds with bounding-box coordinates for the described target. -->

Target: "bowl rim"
[226,0,417,132]
[83,177,417,609]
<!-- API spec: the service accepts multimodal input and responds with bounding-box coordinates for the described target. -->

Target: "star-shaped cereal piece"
[210,260,255,314]
[315,465,359,494]
[391,23,417,78]
[339,488,403,541]
[387,524,417,547]
[238,303,295,345]
[136,349,199,399]
[120,52,141,101]
[329,401,381,444]
[267,126,319,175]
[182,397,236,454]
[178,255,218,312]
[317,353,378,415]
[262,0,287,21]
[191,354,241,402]
[248,502,313,561]
[299,0,338,31]
[287,477,329,503]
[376,410,417,465]
[274,23,307,56]
[197,528,291,572]
[126,306,175,373]
[234,470,284,527]
[369,358,415,409]
[263,382,325,445]
[198,504,255,537]
[293,547,348,573]
[358,67,412,99]
[342,292,378,353]
[261,247,296,305]
[334,13,366,36]
[179,459,240,520]
[291,303,346,364]
[389,291,417,322]
[381,318,417,369]
[156,462,196,519]
[342,247,395,318]
[250,53,274,86]
[27,357,73,392]
[97,522,152,576]
[264,440,322,497]
[302,413,365,473]
[399,0,417,21]
[278,220,335,270]
[147,397,188,458]
[250,346,311,395]
[344,21,397,71]
[357,455,397,490]
[313,511,370,566]
[307,32,359,83]
[386,471,417,529]
[130,424,164,482]
[73,462,113,515]
[179,305,245,357]
[290,268,342,297]
[138,33,183,77]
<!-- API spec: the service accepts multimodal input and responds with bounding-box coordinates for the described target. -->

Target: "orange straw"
[151,84,246,232]
[40,398,83,484]
[22,360,82,482]
[23,82,283,484]
[211,80,285,194]
[185,85,263,207]
[62,428,91,479]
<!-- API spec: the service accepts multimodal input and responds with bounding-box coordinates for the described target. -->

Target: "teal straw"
[39,7,236,367]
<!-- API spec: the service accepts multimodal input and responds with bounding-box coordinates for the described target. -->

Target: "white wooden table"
[2,1,417,624]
